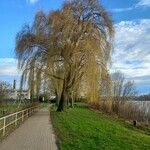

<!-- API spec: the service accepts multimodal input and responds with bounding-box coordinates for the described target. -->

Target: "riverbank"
[51,104,150,150]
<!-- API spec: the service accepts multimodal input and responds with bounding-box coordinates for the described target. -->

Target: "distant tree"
[111,71,137,99]
[0,81,12,101]
[15,0,114,111]
[111,71,137,113]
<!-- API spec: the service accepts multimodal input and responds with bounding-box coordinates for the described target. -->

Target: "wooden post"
[15,113,17,127]
[28,109,29,117]
[22,111,24,122]
[3,117,6,136]
[27,110,29,118]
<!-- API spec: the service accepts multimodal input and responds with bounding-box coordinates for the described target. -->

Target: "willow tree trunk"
[57,74,70,111]
[55,90,59,107]
[57,88,66,111]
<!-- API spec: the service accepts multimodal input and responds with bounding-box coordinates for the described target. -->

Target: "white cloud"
[112,19,150,90]
[136,0,150,7]
[0,58,19,76]
[26,0,39,4]
[112,0,150,13]
[112,7,133,13]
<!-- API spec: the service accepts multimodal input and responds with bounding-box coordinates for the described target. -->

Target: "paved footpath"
[0,107,58,150]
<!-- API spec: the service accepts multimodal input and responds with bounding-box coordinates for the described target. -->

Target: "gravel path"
[0,107,58,150]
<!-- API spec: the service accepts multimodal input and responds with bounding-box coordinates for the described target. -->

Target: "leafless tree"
[0,81,12,102]
[111,71,137,113]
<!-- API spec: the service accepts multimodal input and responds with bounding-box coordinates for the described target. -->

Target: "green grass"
[0,104,26,117]
[0,103,39,117]
[51,104,150,150]
[39,102,50,108]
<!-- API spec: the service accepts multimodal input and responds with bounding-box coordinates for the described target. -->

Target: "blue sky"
[0,0,150,94]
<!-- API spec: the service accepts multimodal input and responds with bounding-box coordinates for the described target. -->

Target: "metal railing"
[0,105,39,137]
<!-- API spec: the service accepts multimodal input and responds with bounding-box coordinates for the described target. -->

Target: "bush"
[89,100,150,125]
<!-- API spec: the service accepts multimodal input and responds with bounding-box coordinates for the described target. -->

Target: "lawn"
[51,104,150,150]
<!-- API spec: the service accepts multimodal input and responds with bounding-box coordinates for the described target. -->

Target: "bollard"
[133,120,136,126]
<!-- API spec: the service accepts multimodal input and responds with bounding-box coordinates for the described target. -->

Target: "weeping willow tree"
[15,0,114,111]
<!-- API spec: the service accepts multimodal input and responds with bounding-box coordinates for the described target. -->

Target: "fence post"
[27,109,28,118]
[22,111,24,122]
[3,117,6,136]
[15,113,17,127]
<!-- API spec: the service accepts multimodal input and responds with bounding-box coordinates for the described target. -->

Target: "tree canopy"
[15,0,114,111]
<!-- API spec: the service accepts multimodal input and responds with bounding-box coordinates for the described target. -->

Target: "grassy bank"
[51,104,150,150]
[0,104,27,117]
[0,103,40,117]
